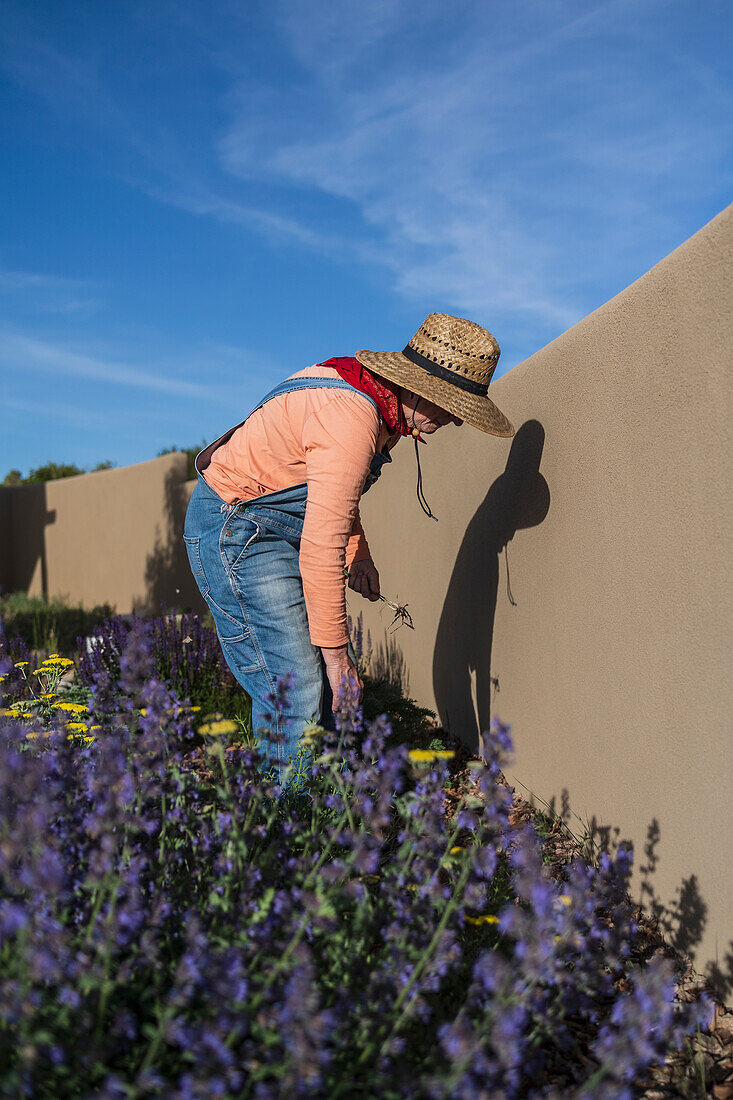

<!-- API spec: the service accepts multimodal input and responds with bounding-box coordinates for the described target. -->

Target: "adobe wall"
[350,203,732,991]
[0,453,203,614]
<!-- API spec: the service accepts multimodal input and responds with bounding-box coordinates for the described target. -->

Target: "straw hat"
[355,312,514,436]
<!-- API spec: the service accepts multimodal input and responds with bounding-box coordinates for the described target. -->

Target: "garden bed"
[0,608,730,1098]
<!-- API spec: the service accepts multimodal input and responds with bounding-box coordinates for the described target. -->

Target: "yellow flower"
[67,722,88,733]
[189,705,201,712]
[14,661,28,668]
[465,914,500,926]
[51,702,88,714]
[197,719,238,736]
[301,722,326,741]
[82,736,96,743]
[47,654,61,659]
[139,708,147,716]
[450,846,464,855]
[25,731,40,739]
[41,693,57,700]
[556,895,572,908]
[88,725,101,732]
[6,704,33,717]
[408,748,455,763]
[0,708,16,716]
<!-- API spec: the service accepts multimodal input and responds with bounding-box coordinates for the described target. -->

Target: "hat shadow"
[432,419,549,750]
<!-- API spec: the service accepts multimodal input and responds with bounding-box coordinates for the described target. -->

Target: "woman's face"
[399,388,464,434]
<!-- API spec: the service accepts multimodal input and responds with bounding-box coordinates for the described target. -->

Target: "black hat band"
[402,344,489,396]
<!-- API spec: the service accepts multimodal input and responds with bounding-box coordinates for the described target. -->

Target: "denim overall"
[183,377,393,779]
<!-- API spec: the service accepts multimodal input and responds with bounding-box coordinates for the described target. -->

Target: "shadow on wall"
[537,786,732,1004]
[369,627,412,698]
[144,468,205,615]
[433,420,549,753]
[635,820,732,1004]
[1,484,57,599]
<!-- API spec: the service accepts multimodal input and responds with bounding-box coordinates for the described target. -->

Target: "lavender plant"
[77,609,246,722]
[0,620,713,1098]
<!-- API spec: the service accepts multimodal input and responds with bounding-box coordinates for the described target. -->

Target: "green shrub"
[361,673,438,748]
[0,592,114,656]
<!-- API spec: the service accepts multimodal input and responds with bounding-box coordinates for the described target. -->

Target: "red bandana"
[319,357,409,437]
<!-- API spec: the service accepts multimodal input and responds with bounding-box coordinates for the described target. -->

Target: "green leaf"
[249,886,275,925]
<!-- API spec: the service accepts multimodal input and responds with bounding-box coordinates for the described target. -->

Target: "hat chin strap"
[408,395,438,522]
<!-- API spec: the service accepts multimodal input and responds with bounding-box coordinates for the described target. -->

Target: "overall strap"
[252,377,382,420]
[196,376,382,475]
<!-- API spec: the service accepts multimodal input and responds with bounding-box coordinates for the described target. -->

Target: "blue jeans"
[183,473,355,778]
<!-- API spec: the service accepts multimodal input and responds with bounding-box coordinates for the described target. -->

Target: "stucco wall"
[0,453,203,614]
[349,203,732,992]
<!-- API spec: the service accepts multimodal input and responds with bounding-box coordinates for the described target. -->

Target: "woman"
[183,312,514,779]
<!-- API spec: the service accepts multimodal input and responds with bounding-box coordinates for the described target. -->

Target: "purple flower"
[0,614,714,1099]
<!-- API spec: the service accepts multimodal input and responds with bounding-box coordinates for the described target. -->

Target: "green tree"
[157,442,207,480]
[24,462,86,483]
[1,461,115,486]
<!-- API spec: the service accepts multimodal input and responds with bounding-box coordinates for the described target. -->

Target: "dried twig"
[382,596,414,633]
[343,569,414,632]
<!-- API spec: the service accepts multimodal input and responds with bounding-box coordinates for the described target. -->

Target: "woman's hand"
[347,559,380,601]
[321,645,363,711]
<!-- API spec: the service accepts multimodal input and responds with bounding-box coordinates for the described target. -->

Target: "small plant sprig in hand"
[343,567,414,632]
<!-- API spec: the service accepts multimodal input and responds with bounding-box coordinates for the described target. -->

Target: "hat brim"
[354,349,515,437]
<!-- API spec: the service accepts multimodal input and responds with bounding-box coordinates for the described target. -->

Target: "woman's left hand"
[347,559,381,601]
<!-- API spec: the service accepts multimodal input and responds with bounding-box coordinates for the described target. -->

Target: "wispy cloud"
[148,184,340,252]
[0,264,99,314]
[0,268,82,292]
[0,4,147,155]
[1,332,213,400]
[0,0,729,368]
[3,394,131,435]
[213,0,725,335]
[206,0,730,343]
[0,328,286,404]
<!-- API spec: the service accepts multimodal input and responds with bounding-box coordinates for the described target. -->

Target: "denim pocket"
[219,635,263,676]
[204,594,252,643]
[221,513,262,573]
[183,535,208,595]
[184,533,251,644]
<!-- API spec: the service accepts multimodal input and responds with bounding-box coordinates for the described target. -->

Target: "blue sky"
[1,0,731,475]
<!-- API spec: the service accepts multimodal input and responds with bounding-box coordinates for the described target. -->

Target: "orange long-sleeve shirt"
[203,363,394,647]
